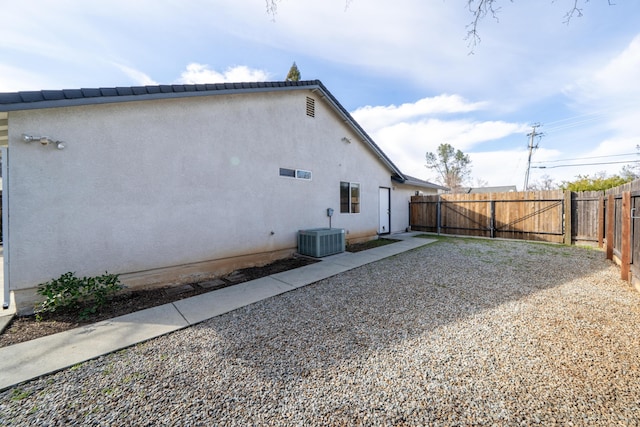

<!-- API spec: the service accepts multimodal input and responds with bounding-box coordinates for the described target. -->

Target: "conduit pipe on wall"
[21,134,66,150]
[2,146,9,310]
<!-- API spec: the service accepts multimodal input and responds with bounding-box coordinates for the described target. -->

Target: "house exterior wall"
[391,184,439,233]
[6,90,396,311]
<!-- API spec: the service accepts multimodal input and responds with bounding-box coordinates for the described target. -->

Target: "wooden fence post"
[564,191,572,245]
[490,200,496,238]
[606,194,614,260]
[621,191,631,281]
[436,195,441,235]
[597,196,605,248]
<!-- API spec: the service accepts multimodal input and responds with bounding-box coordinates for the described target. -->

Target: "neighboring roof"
[0,80,406,181]
[396,174,448,191]
[459,185,518,194]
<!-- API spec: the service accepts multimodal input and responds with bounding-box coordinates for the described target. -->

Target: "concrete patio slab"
[0,304,188,390]
[324,251,383,268]
[270,259,353,288]
[172,276,295,325]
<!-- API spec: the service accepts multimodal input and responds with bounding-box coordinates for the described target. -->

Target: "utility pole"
[523,123,543,191]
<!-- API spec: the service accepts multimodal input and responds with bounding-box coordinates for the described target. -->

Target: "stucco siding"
[391,184,439,233]
[6,89,395,301]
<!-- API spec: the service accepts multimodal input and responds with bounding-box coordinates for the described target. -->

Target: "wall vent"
[298,228,345,257]
[306,97,315,117]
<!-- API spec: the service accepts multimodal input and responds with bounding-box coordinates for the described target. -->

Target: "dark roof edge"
[395,175,449,190]
[0,81,320,112]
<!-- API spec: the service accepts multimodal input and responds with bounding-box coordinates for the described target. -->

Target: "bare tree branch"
[465,0,504,51]
[466,0,614,51]
[267,0,616,51]
[265,0,279,17]
[562,0,585,23]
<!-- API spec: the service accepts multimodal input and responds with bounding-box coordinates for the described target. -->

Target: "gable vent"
[306,97,315,117]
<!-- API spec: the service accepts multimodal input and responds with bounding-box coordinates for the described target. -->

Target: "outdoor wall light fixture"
[21,133,66,150]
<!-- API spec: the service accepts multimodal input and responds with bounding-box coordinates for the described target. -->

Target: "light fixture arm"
[21,133,66,150]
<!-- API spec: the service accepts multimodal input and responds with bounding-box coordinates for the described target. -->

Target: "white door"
[379,187,390,234]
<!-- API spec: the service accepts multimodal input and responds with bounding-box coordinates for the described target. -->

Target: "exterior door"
[379,187,391,234]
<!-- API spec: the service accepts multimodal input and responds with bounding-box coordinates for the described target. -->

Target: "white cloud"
[470,150,529,189]
[177,64,270,84]
[350,95,530,186]
[0,65,53,91]
[570,35,640,104]
[114,64,158,86]
[352,95,487,130]
[374,119,526,153]
[558,34,640,179]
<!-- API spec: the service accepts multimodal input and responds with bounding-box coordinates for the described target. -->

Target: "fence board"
[410,190,565,243]
[409,189,622,246]
[572,191,603,244]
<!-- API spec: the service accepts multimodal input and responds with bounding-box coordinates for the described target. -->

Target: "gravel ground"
[2,237,640,426]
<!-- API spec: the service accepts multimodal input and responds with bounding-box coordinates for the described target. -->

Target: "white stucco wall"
[391,183,439,233]
[6,90,397,301]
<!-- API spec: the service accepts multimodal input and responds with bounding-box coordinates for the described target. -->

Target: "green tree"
[425,143,472,191]
[560,172,633,192]
[286,62,301,81]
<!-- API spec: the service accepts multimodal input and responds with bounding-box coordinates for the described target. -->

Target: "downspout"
[2,146,9,310]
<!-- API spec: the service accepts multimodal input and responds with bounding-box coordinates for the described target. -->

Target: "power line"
[532,152,640,164]
[543,114,609,133]
[532,160,640,169]
[542,104,635,132]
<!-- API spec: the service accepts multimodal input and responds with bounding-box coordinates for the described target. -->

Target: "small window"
[279,168,296,178]
[340,181,360,213]
[280,167,312,180]
[296,170,312,180]
[306,97,315,118]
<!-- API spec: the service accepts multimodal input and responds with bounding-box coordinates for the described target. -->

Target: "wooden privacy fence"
[603,180,640,291]
[409,182,640,291]
[410,190,601,245]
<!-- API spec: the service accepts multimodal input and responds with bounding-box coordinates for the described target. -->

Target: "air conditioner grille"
[298,228,345,257]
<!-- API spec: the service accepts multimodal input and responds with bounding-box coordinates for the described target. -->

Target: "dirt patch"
[346,238,399,252]
[0,256,318,348]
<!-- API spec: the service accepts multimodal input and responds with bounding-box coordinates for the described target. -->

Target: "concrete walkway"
[0,233,435,390]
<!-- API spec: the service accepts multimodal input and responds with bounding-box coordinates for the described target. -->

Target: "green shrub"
[35,272,125,320]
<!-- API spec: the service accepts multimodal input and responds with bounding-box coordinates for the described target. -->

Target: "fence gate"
[410,191,566,244]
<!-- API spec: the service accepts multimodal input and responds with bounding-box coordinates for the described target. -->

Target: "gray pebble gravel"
[2,238,640,426]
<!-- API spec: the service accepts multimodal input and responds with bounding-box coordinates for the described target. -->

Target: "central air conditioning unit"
[297,228,345,257]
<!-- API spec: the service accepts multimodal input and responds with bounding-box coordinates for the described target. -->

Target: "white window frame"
[340,181,361,214]
[279,167,312,181]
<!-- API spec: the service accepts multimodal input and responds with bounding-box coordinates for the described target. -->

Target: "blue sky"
[2,0,640,189]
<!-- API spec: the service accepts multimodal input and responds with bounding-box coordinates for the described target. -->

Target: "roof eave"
[0,79,407,179]
[0,83,315,112]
